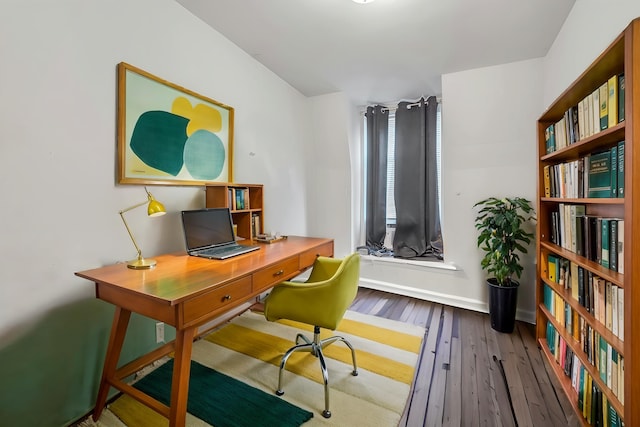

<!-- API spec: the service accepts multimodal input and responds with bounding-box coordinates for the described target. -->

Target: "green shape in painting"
[183,129,225,180]
[130,111,189,176]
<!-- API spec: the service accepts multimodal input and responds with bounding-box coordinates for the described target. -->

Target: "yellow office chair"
[263,253,360,418]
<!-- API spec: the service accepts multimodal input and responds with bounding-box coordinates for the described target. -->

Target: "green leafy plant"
[474,197,536,286]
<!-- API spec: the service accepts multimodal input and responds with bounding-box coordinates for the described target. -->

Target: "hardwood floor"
[349,288,582,427]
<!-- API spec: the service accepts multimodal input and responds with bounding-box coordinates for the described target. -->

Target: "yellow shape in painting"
[171,96,222,136]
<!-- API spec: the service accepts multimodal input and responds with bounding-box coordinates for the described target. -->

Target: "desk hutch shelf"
[205,183,264,241]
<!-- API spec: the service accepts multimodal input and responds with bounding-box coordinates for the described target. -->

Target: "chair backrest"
[264,253,361,330]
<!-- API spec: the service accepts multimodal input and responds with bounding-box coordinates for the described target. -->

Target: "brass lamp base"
[127,257,157,269]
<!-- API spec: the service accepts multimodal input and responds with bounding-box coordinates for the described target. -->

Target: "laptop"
[181,208,260,260]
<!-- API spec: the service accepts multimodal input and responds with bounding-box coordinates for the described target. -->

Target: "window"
[383,106,442,227]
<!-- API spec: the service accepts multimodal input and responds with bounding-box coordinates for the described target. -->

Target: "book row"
[228,187,250,210]
[545,298,625,400]
[550,206,624,274]
[544,283,622,372]
[546,252,625,341]
[545,73,625,154]
[546,322,624,426]
[543,141,624,199]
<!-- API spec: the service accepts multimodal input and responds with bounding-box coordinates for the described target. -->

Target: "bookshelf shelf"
[205,183,264,241]
[535,17,639,426]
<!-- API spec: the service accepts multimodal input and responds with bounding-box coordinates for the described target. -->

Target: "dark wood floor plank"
[482,316,516,427]
[495,330,534,427]
[399,299,417,323]
[458,310,480,427]
[443,336,462,427]
[406,304,442,427]
[471,313,501,426]
[425,306,453,427]
[385,295,409,321]
[515,322,568,426]
[408,300,432,328]
[510,321,554,426]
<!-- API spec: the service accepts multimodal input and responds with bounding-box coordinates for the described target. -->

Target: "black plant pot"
[487,278,519,333]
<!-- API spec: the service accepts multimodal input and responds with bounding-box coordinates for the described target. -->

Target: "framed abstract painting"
[117,62,234,185]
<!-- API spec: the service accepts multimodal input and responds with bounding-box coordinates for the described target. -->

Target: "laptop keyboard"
[198,244,258,259]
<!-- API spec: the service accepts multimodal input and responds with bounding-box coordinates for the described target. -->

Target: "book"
[585,93,593,137]
[571,262,579,302]
[618,287,624,341]
[545,124,556,153]
[617,141,624,198]
[601,219,610,269]
[578,365,585,413]
[611,145,617,197]
[608,74,618,127]
[618,73,625,123]
[619,356,624,405]
[548,254,559,283]
[612,284,619,336]
[578,99,586,140]
[606,281,613,331]
[543,165,551,197]
[588,151,612,198]
[610,219,618,272]
[599,81,608,130]
[592,88,600,136]
[611,347,619,397]
[617,220,624,274]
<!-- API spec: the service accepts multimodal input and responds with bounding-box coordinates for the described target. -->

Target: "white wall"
[543,1,640,108]
[305,92,359,257]
[359,58,542,322]
[0,0,311,340]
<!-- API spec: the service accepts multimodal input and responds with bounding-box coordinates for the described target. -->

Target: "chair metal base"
[275,325,358,418]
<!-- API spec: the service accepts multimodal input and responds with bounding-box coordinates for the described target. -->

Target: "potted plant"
[474,197,535,333]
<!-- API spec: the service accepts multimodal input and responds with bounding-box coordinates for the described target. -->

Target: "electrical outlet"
[155,322,165,343]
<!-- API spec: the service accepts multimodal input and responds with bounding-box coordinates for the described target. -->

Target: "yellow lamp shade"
[147,199,166,217]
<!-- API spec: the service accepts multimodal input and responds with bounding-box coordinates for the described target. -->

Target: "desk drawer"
[299,241,334,270]
[253,256,299,292]
[182,276,252,326]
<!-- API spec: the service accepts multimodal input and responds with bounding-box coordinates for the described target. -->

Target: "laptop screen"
[181,208,236,251]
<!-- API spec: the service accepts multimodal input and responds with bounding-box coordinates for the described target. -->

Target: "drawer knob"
[222,295,232,301]
[274,269,284,277]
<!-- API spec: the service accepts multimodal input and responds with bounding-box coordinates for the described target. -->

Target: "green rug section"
[133,360,313,427]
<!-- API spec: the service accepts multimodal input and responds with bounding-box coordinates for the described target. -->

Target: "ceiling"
[176,0,576,106]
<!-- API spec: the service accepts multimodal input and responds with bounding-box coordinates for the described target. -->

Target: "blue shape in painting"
[184,129,225,180]
[130,111,189,176]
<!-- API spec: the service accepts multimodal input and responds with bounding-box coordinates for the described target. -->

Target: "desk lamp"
[119,187,166,269]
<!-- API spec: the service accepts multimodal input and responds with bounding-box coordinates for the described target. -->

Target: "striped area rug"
[94,310,425,427]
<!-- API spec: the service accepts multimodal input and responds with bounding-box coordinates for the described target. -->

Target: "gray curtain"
[365,105,389,249]
[393,96,443,259]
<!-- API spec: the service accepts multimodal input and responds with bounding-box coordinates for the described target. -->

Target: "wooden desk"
[75,236,334,427]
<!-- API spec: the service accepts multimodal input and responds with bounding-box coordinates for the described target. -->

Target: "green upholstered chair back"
[264,253,360,330]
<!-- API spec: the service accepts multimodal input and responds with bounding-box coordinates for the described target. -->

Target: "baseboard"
[359,278,536,324]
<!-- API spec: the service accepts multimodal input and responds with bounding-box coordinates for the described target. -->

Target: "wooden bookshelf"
[205,183,264,241]
[535,18,640,426]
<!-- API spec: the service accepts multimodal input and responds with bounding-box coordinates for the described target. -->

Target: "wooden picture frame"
[117,62,234,185]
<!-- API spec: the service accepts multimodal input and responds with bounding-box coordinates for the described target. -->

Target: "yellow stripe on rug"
[204,322,416,385]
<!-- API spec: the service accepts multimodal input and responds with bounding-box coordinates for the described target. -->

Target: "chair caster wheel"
[276,390,284,396]
[352,370,359,376]
[322,410,331,418]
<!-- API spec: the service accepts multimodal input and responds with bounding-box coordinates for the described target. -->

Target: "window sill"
[360,254,459,271]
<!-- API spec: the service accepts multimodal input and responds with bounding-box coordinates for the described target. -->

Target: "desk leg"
[168,326,196,427]
[93,307,131,421]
